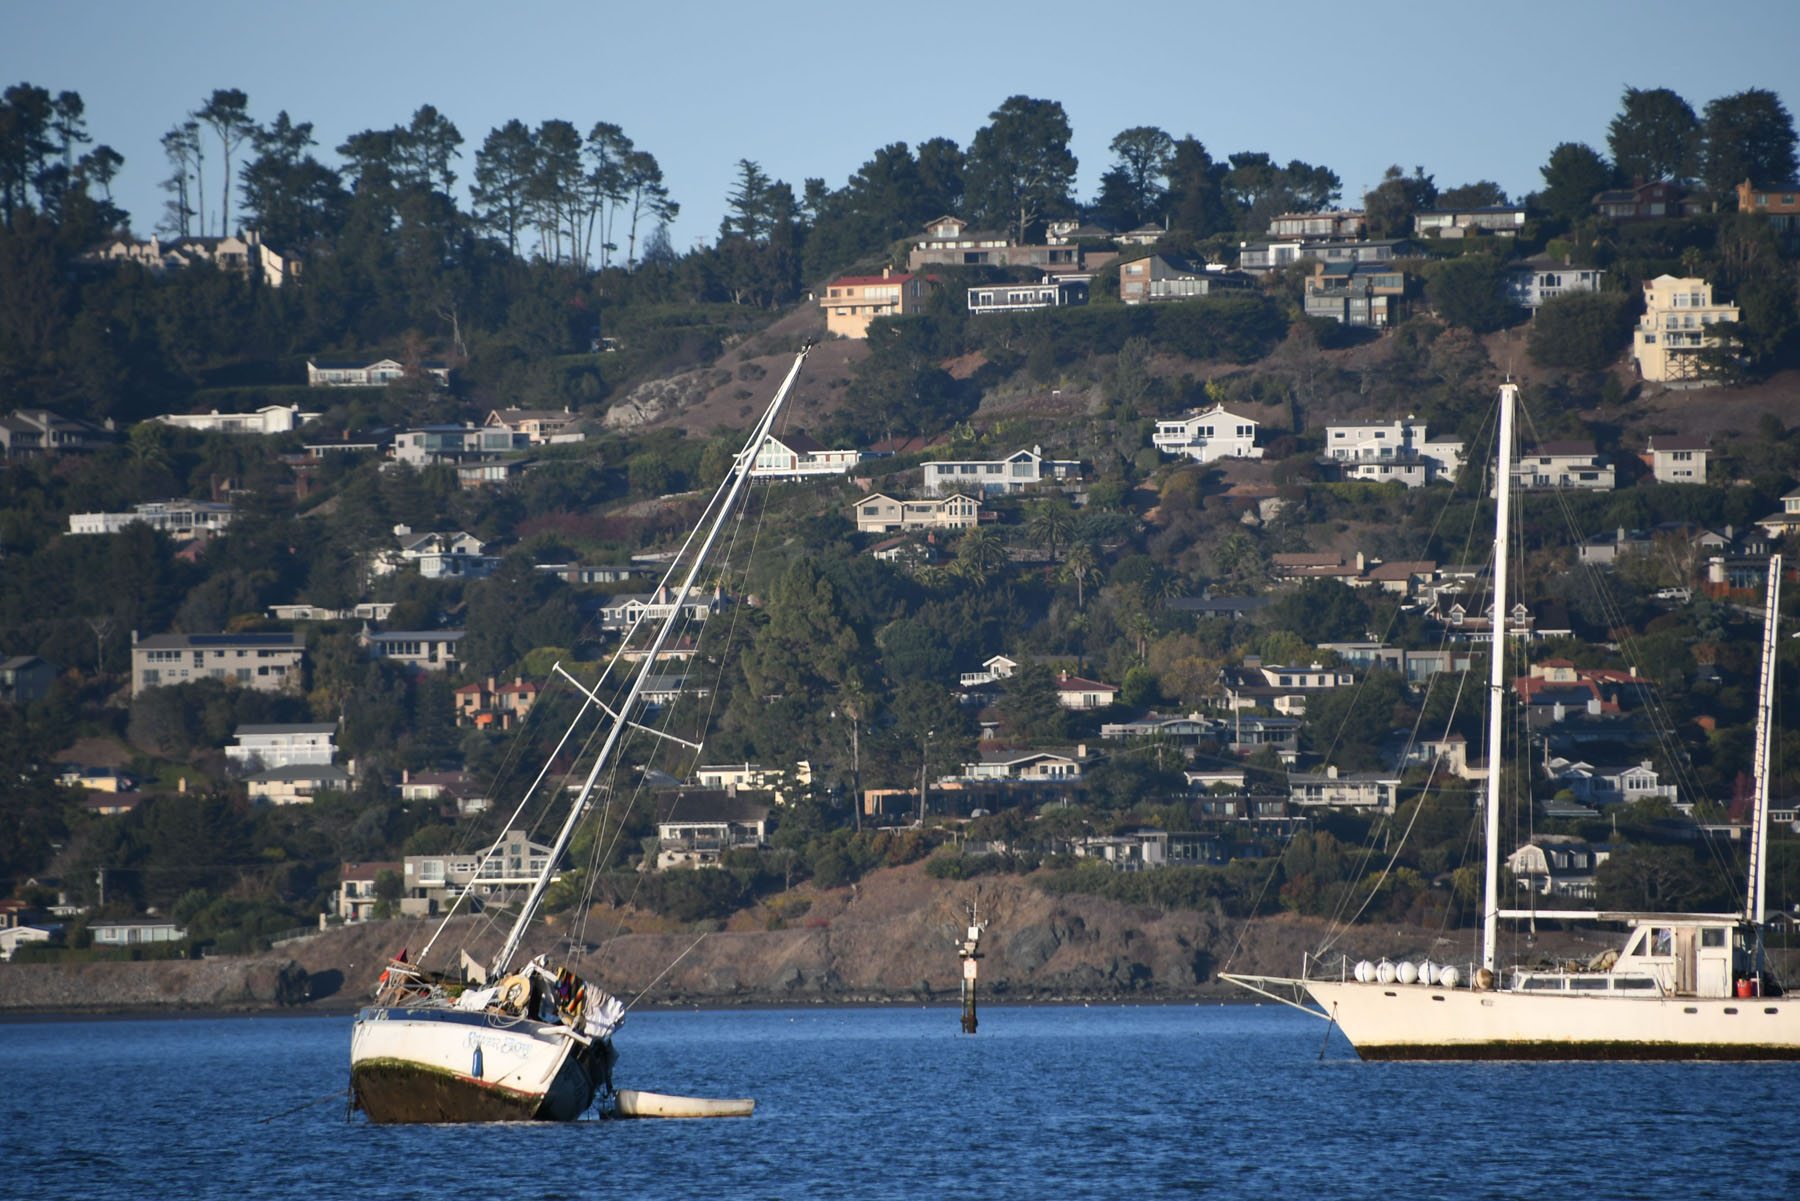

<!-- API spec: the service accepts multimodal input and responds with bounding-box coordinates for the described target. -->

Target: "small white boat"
[613,1090,756,1119]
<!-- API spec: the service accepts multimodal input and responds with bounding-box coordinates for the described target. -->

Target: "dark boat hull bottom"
[352,1059,597,1123]
[1357,1042,1800,1061]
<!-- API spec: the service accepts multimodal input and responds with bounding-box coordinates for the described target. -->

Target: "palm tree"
[1026,497,1076,563]
[954,527,1008,583]
[1062,542,1100,608]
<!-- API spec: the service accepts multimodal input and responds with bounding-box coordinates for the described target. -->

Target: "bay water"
[5,1004,1794,1199]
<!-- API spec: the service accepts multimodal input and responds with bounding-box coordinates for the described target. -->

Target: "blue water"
[4,1004,1797,1200]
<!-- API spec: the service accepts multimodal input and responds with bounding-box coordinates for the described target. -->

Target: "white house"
[69,499,234,537]
[1322,418,1464,485]
[374,527,499,580]
[1645,435,1709,484]
[307,358,451,388]
[360,629,464,672]
[1152,405,1263,463]
[336,861,401,922]
[131,631,304,697]
[1507,442,1615,492]
[750,432,866,479]
[1756,487,1800,539]
[226,723,338,774]
[654,792,771,869]
[921,447,1081,495]
[1056,671,1119,710]
[149,404,320,435]
[1507,836,1609,899]
[401,829,556,917]
[1287,766,1402,813]
[1506,255,1605,309]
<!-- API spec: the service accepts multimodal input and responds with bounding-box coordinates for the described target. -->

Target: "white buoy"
[1376,961,1397,984]
[1420,961,1438,986]
[1354,960,1373,982]
[1396,961,1419,985]
[1439,966,1461,989]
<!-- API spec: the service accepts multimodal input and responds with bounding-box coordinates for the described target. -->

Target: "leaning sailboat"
[1226,383,1800,1059]
[349,347,813,1121]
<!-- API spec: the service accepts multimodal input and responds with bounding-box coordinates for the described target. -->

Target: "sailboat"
[1225,383,1800,1059]
[348,347,814,1121]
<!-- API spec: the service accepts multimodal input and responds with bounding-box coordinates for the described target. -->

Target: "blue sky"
[8,0,1797,251]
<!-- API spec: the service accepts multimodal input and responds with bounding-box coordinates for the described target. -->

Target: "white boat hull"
[613,1089,755,1118]
[350,1005,609,1122]
[1302,979,1800,1060]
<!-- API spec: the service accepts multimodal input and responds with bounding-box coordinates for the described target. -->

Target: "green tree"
[1534,142,1613,225]
[1527,291,1637,371]
[1608,86,1700,185]
[1027,496,1077,563]
[1438,181,1508,209]
[997,661,1068,741]
[1701,88,1799,206]
[1426,253,1516,333]
[194,88,255,236]
[1099,126,1174,229]
[1362,164,1436,239]
[963,95,1078,241]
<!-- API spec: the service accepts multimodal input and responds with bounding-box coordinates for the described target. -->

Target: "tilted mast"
[1481,384,1517,975]
[1746,554,1782,927]
[488,346,813,977]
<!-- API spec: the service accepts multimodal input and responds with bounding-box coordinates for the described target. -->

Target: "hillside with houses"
[4,80,1800,982]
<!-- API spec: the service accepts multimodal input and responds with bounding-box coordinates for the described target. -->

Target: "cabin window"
[1614,978,1657,991]
[1521,976,1564,991]
[1652,928,1673,957]
[1626,931,1648,957]
[1701,928,1726,948]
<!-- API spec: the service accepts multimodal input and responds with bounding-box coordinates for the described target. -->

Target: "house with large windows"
[818,267,934,339]
[1117,254,1253,304]
[750,432,867,478]
[131,631,305,697]
[1506,255,1605,310]
[400,829,556,917]
[921,447,1081,495]
[851,493,982,534]
[1152,405,1262,463]
[1632,275,1739,385]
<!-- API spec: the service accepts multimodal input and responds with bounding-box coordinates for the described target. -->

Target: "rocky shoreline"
[0,865,1623,1016]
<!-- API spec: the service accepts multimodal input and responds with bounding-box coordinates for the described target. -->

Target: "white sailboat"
[349,348,813,1120]
[1225,383,1800,1059]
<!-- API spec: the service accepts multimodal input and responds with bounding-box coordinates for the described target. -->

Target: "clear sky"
[7,0,1797,252]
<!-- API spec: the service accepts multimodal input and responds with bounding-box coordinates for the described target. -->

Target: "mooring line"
[624,932,709,1012]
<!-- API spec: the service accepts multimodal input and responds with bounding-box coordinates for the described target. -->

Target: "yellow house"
[1632,275,1739,385]
[819,268,931,339]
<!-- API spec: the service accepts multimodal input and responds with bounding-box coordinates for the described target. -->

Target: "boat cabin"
[1509,917,1751,999]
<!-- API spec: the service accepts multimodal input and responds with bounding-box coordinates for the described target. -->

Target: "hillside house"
[1633,275,1740,385]
[851,492,982,534]
[1508,442,1615,492]
[1508,837,1610,899]
[453,677,540,729]
[1413,205,1527,238]
[484,408,583,445]
[226,723,338,773]
[336,861,401,922]
[967,274,1090,314]
[1322,418,1464,484]
[1056,671,1119,710]
[819,268,934,338]
[750,432,866,478]
[1506,255,1605,309]
[402,829,555,916]
[307,357,451,388]
[1287,766,1402,813]
[1643,435,1710,484]
[1,408,114,459]
[921,447,1081,495]
[1303,262,1406,326]
[1152,405,1262,463]
[360,628,464,673]
[0,655,56,704]
[1593,180,1689,223]
[1737,180,1800,234]
[247,763,352,804]
[1269,211,1366,239]
[905,215,1082,273]
[1118,254,1254,304]
[68,498,234,538]
[132,631,304,697]
[654,791,771,869]
[150,404,320,435]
